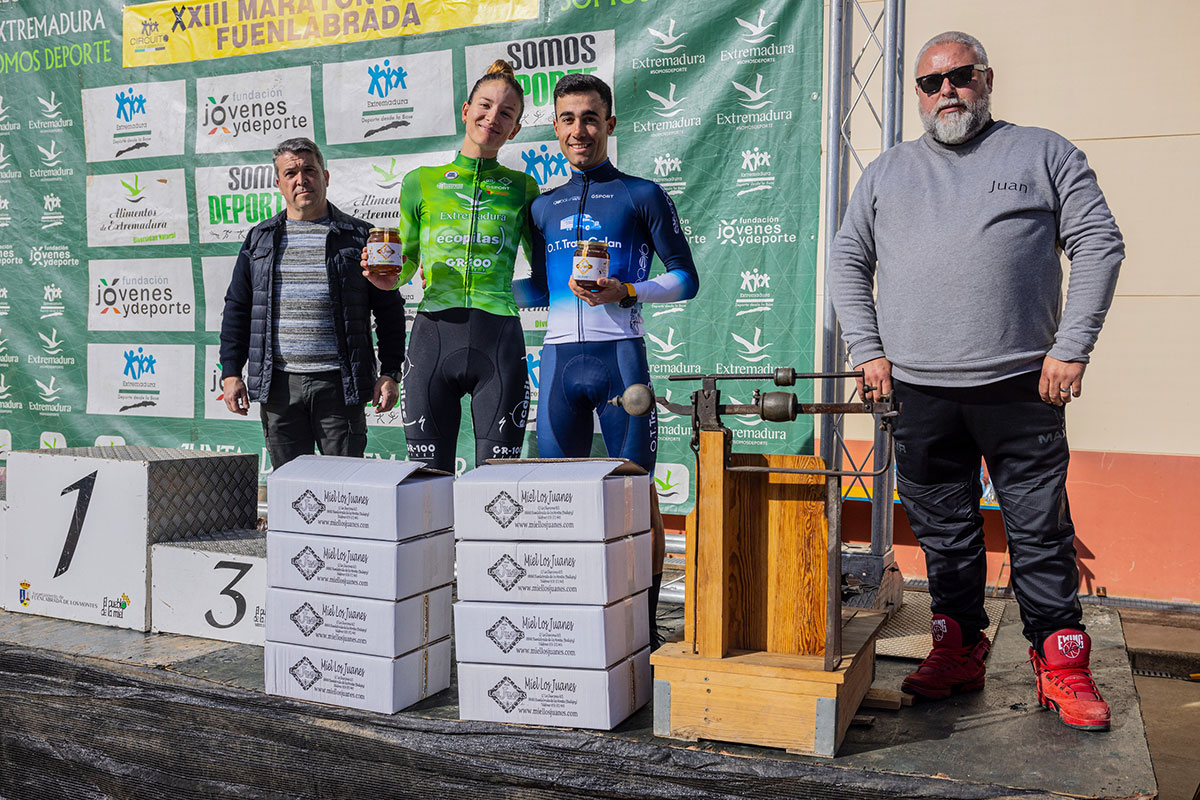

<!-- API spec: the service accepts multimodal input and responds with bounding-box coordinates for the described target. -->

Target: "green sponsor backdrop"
[0,0,822,514]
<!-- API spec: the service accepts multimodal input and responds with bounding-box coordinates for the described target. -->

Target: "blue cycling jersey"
[522,160,700,344]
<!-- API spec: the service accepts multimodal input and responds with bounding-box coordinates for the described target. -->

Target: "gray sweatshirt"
[828,120,1123,387]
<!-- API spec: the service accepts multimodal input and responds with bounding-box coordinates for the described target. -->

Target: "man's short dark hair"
[272,137,325,174]
[552,74,613,119]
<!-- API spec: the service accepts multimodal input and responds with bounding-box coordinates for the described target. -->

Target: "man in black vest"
[219,137,405,469]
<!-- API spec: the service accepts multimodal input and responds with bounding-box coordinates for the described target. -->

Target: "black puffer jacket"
[218,203,406,405]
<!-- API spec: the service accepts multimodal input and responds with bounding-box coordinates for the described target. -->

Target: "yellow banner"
[123,0,539,67]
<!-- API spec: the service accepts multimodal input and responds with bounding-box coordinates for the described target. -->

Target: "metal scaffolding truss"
[821,0,906,562]
[659,1,907,607]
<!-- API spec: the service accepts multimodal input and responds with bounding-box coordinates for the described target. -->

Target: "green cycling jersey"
[397,152,540,317]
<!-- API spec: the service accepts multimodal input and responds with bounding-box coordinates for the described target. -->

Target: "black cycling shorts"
[401,308,529,472]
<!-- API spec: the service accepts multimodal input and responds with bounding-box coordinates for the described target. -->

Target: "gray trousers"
[260,370,367,470]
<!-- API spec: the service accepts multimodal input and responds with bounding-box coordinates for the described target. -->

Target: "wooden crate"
[652,609,888,756]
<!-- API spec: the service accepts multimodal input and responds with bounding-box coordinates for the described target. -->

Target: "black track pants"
[891,371,1083,644]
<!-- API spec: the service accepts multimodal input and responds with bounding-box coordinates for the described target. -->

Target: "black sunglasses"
[915,64,986,95]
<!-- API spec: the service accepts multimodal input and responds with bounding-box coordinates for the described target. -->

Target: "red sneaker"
[1030,629,1111,731]
[901,614,991,700]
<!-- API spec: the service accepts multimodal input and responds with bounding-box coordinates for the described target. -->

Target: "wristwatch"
[618,282,638,308]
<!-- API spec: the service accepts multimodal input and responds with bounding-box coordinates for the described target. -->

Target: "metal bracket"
[652,679,672,737]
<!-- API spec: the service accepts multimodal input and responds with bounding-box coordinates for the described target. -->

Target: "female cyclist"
[364,60,540,473]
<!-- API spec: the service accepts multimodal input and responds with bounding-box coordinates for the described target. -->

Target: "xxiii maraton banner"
[0,0,823,514]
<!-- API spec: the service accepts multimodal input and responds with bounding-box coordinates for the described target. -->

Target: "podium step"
[0,602,1156,799]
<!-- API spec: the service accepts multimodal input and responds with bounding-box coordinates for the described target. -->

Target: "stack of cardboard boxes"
[453,460,653,729]
[263,456,455,714]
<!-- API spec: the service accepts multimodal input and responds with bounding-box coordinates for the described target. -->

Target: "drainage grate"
[1132,668,1195,681]
[877,591,1008,660]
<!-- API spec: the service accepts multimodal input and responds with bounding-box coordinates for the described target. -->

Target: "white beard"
[921,93,991,145]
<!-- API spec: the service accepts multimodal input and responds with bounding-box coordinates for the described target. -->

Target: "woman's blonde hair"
[467,59,525,117]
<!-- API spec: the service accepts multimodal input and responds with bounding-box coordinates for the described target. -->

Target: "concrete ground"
[1121,608,1200,800]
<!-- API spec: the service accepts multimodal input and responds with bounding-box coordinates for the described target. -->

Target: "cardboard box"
[267,529,453,600]
[455,532,651,604]
[266,584,451,657]
[265,637,450,714]
[454,592,648,668]
[6,447,257,630]
[0,501,8,611]
[458,647,650,730]
[454,460,649,542]
[151,530,266,645]
[267,455,452,541]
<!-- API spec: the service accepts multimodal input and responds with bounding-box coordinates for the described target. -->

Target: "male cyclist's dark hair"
[552,73,613,118]
[467,59,525,117]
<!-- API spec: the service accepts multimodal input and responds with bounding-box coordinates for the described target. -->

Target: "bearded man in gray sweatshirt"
[828,31,1122,731]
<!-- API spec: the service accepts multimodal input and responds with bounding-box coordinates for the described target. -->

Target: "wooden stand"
[650,430,888,756]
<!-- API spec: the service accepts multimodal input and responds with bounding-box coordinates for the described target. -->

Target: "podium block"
[5,447,257,630]
[152,530,266,645]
